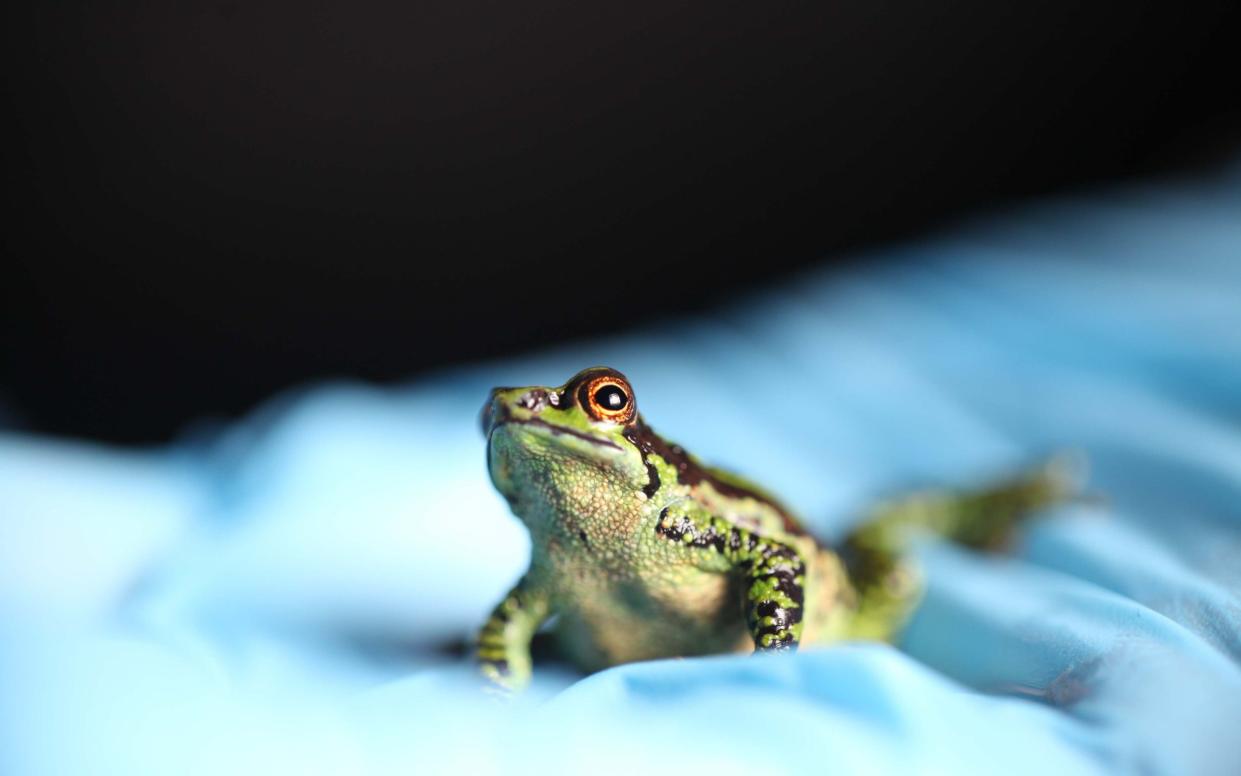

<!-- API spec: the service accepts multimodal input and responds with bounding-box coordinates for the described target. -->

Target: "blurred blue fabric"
[3,163,1240,775]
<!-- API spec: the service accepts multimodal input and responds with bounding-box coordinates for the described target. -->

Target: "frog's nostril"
[518,389,550,413]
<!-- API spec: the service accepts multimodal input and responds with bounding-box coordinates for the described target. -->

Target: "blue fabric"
[3,163,1240,775]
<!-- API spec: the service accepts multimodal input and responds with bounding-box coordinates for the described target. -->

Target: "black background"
[5,1,1239,444]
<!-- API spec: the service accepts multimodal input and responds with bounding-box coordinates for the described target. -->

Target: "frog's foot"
[474,575,552,695]
[847,453,1083,559]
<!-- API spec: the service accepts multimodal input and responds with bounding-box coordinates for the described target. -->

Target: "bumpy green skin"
[477,366,1074,691]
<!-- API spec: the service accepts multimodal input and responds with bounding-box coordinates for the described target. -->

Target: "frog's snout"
[481,387,554,436]
[480,388,506,436]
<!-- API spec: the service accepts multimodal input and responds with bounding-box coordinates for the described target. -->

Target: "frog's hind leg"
[840,456,1081,640]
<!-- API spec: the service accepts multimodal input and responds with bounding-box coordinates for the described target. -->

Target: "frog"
[477,366,1074,691]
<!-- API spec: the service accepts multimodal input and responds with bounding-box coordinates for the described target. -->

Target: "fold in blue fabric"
[2,163,1240,775]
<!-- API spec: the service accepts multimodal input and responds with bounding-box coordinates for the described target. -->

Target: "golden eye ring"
[582,374,635,424]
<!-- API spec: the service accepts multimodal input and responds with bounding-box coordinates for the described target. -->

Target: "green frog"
[477,366,1073,691]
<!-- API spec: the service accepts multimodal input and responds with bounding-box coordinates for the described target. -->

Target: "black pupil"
[594,385,628,412]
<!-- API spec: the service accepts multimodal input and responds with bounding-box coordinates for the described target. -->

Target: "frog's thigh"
[848,555,923,642]
[798,548,854,646]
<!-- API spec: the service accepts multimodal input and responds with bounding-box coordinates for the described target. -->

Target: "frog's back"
[698,462,816,541]
[626,417,816,543]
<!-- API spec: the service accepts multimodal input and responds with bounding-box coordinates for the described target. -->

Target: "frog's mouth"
[492,416,622,451]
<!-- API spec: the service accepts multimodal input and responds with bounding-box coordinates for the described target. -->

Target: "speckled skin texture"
[477,367,1072,691]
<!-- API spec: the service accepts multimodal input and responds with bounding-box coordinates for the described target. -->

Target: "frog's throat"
[492,417,622,450]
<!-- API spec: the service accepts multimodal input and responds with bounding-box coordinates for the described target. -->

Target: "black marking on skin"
[746,545,806,651]
[622,418,807,536]
[577,529,592,551]
[655,507,725,551]
[640,459,661,498]
[675,516,693,538]
[655,507,685,540]
[759,632,796,651]
[704,525,726,553]
[763,549,806,609]
[756,600,794,631]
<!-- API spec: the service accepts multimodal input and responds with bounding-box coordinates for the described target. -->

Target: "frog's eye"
[581,374,636,424]
[594,384,628,412]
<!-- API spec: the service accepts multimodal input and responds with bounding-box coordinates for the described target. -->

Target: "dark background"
[4,1,1240,444]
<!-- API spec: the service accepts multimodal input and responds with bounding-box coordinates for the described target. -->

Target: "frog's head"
[481,367,653,527]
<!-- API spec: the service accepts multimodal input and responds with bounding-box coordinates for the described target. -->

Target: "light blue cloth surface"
[3,164,1240,775]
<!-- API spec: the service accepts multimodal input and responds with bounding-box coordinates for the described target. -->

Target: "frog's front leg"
[475,575,552,692]
[656,504,807,652]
